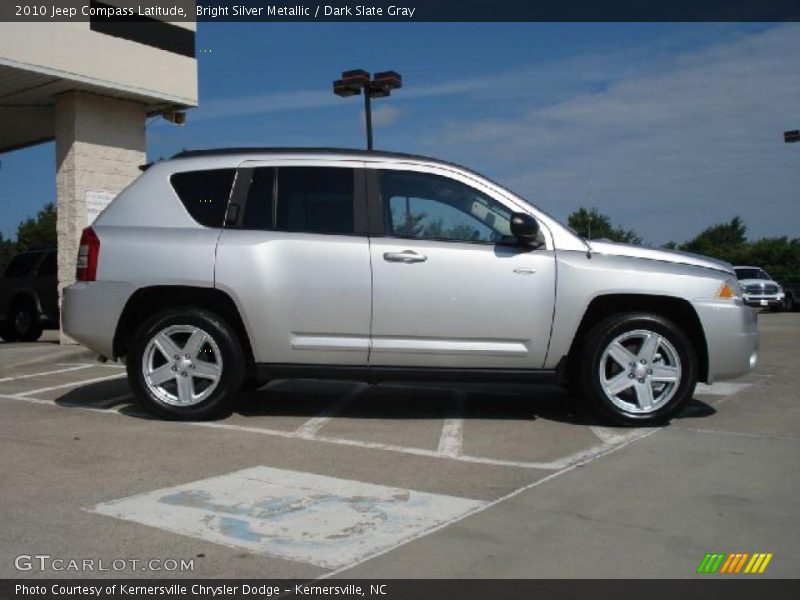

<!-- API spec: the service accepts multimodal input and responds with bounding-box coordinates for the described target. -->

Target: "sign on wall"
[85,190,116,225]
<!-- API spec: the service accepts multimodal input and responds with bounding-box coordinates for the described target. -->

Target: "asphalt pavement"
[0,313,797,579]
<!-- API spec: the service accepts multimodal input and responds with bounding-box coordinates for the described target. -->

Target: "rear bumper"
[62,281,135,358]
[693,299,758,383]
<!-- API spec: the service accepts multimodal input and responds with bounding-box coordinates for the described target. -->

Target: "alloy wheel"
[142,325,223,406]
[598,329,682,414]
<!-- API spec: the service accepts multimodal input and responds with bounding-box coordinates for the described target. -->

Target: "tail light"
[76,227,100,281]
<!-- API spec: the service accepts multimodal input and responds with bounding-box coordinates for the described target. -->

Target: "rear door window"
[242,167,355,235]
[171,169,236,227]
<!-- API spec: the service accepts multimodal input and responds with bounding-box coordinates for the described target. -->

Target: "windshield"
[735,268,770,280]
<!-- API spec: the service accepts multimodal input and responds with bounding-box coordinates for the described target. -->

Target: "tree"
[673,217,800,282]
[15,203,57,251]
[567,207,642,244]
[739,236,800,283]
[392,208,427,237]
[678,216,747,259]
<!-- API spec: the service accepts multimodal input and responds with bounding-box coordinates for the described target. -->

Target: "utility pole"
[333,70,402,151]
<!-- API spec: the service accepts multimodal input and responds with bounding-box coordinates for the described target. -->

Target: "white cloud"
[193,75,489,122]
[369,104,403,127]
[184,25,799,244]
[422,25,800,244]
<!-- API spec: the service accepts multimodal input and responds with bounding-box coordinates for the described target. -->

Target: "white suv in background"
[734,266,785,311]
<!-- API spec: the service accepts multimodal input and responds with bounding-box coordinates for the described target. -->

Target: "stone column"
[55,91,146,344]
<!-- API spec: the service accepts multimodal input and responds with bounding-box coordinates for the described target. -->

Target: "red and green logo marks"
[697,553,773,574]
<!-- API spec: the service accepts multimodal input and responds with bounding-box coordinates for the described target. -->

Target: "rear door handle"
[383,250,428,263]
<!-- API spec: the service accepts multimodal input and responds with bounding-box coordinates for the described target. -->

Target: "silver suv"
[62,148,758,425]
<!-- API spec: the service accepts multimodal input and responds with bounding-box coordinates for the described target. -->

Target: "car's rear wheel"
[579,313,697,426]
[127,308,245,420]
[10,302,43,342]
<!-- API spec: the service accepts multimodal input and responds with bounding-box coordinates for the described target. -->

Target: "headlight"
[717,277,742,299]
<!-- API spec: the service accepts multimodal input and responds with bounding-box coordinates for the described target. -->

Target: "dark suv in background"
[0,247,59,342]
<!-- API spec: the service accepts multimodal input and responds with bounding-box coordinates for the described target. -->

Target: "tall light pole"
[334,70,402,151]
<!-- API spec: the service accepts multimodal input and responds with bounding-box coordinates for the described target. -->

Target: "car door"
[367,166,556,370]
[215,160,372,365]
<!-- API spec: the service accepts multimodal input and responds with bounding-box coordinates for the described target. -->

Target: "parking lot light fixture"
[333,69,402,150]
[784,129,800,143]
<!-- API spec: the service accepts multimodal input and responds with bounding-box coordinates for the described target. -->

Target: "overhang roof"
[0,62,192,153]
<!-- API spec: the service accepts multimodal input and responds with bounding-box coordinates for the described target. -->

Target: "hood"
[737,278,778,286]
[586,240,734,274]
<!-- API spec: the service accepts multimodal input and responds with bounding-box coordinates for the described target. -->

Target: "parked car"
[733,266,785,311]
[780,281,799,311]
[62,148,758,425]
[0,247,59,342]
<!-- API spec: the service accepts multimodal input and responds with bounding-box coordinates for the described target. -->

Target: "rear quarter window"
[3,253,41,278]
[171,169,236,227]
[37,251,57,276]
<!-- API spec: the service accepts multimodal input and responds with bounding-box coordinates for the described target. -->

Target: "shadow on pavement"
[51,377,717,428]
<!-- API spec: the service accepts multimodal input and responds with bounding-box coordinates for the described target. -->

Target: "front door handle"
[383,250,428,263]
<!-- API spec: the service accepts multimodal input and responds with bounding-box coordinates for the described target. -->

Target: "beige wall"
[55,91,146,343]
[0,21,197,107]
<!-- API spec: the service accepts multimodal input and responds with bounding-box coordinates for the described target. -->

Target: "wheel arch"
[113,286,254,366]
[564,293,709,383]
[8,290,41,315]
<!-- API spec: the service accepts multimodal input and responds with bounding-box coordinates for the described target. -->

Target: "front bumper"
[743,294,784,308]
[693,299,758,383]
[62,281,135,358]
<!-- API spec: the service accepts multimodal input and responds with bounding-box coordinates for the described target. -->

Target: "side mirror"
[510,213,540,245]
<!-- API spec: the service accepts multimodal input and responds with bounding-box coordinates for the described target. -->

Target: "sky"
[1,22,798,245]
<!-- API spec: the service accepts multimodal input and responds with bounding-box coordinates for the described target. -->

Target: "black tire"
[786,295,796,312]
[579,312,697,426]
[127,307,245,420]
[10,302,43,342]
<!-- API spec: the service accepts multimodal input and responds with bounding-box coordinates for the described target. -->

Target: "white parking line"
[294,383,368,439]
[16,373,128,397]
[0,364,94,384]
[0,394,56,407]
[694,382,752,396]
[436,393,464,458]
[0,386,654,472]
[57,362,126,369]
[320,426,660,579]
[0,393,127,414]
[589,426,648,445]
[94,393,134,408]
[190,418,647,471]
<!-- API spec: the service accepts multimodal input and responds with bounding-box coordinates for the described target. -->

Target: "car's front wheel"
[579,313,697,426]
[127,308,245,420]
